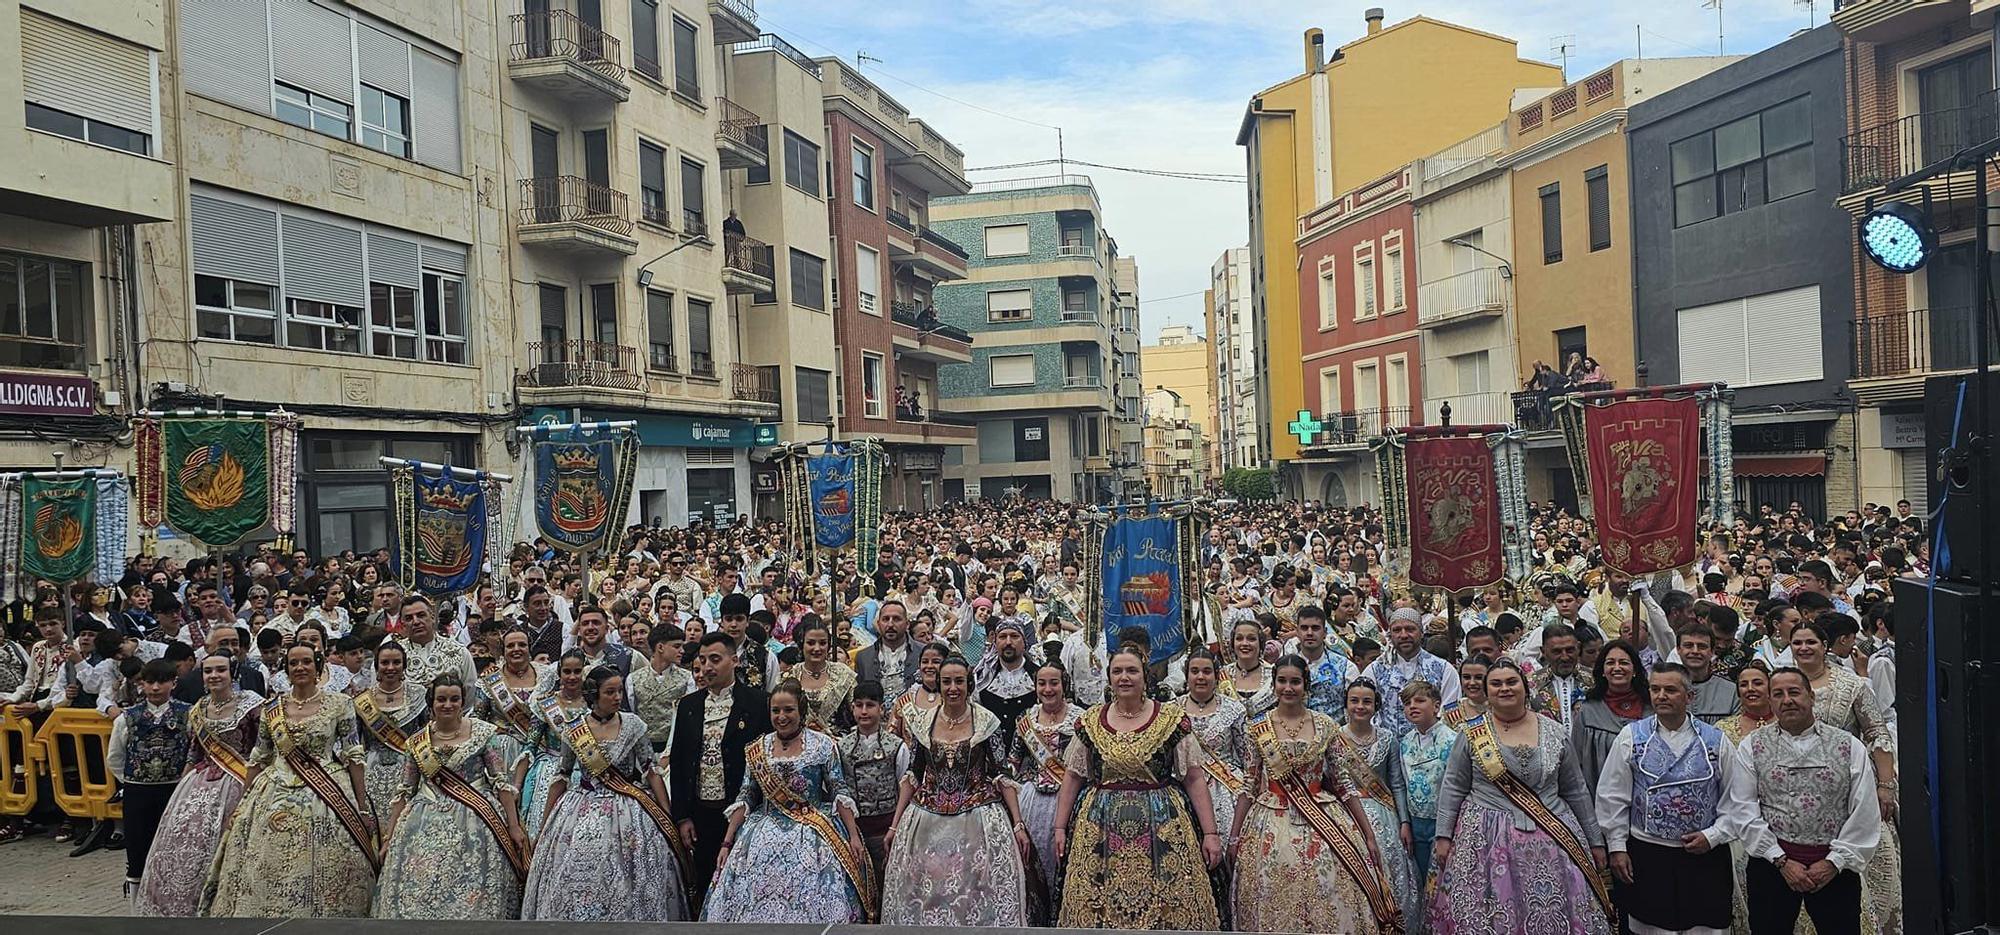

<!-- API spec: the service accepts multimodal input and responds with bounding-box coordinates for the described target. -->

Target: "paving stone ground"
[0,831,135,916]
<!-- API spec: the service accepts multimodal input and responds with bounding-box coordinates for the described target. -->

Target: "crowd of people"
[0,493,1926,933]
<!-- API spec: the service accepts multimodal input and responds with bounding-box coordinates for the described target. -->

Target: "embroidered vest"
[125,700,194,784]
[1748,724,1855,846]
[838,731,905,818]
[1371,653,1446,737]
[1629,717,1723,840]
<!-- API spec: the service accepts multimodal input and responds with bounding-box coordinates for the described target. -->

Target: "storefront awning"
[1732,454,1828,478]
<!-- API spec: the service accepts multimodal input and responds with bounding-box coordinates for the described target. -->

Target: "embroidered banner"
[1099,512,1186,663]
[1584,395,1700,576]
[1404,433,1503,590]
[162,418,270,548]
[531,426,636,554]
[807,448,857,550]
[393,469,487,597]
[21,476,93,582]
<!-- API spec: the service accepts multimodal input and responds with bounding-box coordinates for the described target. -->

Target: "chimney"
[1365,8,1384,35]
[1304,28,1325,72]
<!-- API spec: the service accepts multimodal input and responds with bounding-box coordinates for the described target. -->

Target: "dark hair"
[1767,665,1811,692]
[1586,639,1650,702]
[852,680,884,705]
[1352,636,1381,658]
[138,659,179,683]
[374,641,408,665]
[256,628,284,651]
[401,593,431,613]
[1272,652,1312,688]
[937,653,974,681]
[1493,613,1525,636]
[1465,625,1497,645]
[719,593,752,617]
[1541,622,1578,644]
[427,672,468,707]
[649,623,686,648]
[1794,616,1835,647]
[1678,621,1717,647]
[1708,605,1740,636]
[1115,625,1151,651]
[1181,646,1220,678]
[1345,676,1382,708]
[163,642,196,663]
[1296,603,1327,623]
[769,678,805,709]
[581,665,622,706]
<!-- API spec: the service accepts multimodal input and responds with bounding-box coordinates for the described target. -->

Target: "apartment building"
[1210,246,1258,469]
[1410,123,1518,436]
[1141,387,1207,498]
[930,176,1122,503]
[1140,325,1218,460]
[1111,254,1145,498]
[814,57,976,513]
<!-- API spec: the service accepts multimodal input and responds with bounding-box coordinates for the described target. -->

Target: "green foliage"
[1221,467,1277,500]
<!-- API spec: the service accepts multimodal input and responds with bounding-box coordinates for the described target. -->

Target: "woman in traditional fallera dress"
[704,680,871,924]
[355,641,428,825]
[373,674,528,920]
[785,619,858,734]
[1334,678,1419,927]
[135,652,261,917]
[1053,647,1224,930]
[1427,658,1611,935]
[1180,648,1249,928]
[1443,655,1491,729]
[1230,655,1398,935]
[1717,661,1775,935]
[475,627,550,752]
[199,645,379,918]
[521,665,690,922]
[1223,618,1278,718]
[1013,658,1083,904]
[881,654,1031,926]
[517,650,588,841]
[889,641,948,739]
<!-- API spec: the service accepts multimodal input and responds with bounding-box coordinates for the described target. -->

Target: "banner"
[162,418,270,548]
[393,470,487,598]
[1098,513,1187,663]
[1585,395,1701,576]
[531,426,637,554]
[21,476,93,582]
[807,450,857,550]
[1405,434,1504,590]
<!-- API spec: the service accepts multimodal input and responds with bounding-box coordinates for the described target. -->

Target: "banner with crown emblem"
[392,468,488,597]
[20,476,94,583]
[531,425,638,555]
[1404,431,1505,591]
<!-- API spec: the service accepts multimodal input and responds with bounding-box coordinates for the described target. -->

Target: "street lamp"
[635,234,715,289]
[1445,238,1512,279]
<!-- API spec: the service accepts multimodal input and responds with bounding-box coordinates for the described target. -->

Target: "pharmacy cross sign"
[1288,409,1323,446]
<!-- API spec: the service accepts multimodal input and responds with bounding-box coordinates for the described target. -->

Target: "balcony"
[1056,243,1095,260]
[1842,89,1997,196]
[517,177,639,255]
[889,405,976,443]
[519,340,645,392]
[715,97,769,171]
[722,233,775,296]
[1302,407,1415,448]
[508,11,629,103]
[1830,0,1967,44]
[709,0,758,44]
[1060,308,1102,325]
[1418,267,1509,327]
[895,118,972,196]
[730,362,780,405]
[731,33,821,78]
[890,300,973,363]
[1064,374,1105,389]
[1852,307,1995,403]
[1510,381,1615,432]
[1423,390,1514,427]
[917,228,970,279]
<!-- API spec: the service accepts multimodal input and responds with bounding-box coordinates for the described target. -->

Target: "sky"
[754,1,1821,335]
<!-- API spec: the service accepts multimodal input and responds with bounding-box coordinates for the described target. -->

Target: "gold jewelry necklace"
[1277,711,1309,740]
[940,706,971,728]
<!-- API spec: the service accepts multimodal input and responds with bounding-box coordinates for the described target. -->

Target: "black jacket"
[667,679,769,818]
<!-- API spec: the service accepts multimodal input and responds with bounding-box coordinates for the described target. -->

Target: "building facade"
[1210,246,1258,469]
[1111,254,1145,498]
[1141,387,1207,498]
[1139,324,1217,448]
[1411,123,1518,432]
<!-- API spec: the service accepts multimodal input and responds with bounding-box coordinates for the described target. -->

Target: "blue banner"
[1099,514,1185,663]
[395,471,486,597]
[808,448,857,549]
[534,431,622,554]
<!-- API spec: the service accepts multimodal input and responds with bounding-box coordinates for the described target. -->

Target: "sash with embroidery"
[746,737,876,922]
[1464,720,1613,921]
[409,724,527,881]
[1442,703,1485,731]
[1332,730,1398,811]
[1250,718,1403,934]
[191,699,250,785]
[1190,714,1246,797]
[266,697,380,871]
[544,696,694,894]
[480,668,540,738]
[1016,713,1069,788]
[353,691,416,754]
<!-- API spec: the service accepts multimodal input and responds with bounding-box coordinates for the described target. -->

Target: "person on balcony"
[722,211,746,238]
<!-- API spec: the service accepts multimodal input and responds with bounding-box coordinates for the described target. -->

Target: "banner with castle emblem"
[1404,432,1503,591]
[1090,505,1204,664]
[531,425,638,554]
[1584,395,1700,576]
[20,476,94,582]
[807,449,857,550]
[392,469,487,597]
[162,418,271,548]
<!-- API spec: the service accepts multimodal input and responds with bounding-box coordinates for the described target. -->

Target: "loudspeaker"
[1925,374,2000,586]
[1892,576,1997,934]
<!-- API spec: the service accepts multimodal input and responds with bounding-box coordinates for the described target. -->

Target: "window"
[851,141,876,210]
[25,103,149,155]
[590,283,618,347]
[359,85,409,157]
[1318,367,1341,416]
[990,353,1036,387]
[1063,290,1088,319]
[1555,326,1588,369]
[1678,286,1823,387]
[988,289,1033,322]
[671,16,700,99]
[421,272,466,363]
[855,244,881,314]
[832,368,844,417]
[287,299,363,353]
[796,367,831,424]
[539,283,567,346]
[1015,418,1050,461]
[790,249,826,310]
[194,274,278,347]
[274,81,351,140]
[1354,248,1377,320]
[1539,182,1563,264]
[20,9,154,155]
[1317,260,1337,329]
[645,290,675,371]
[368,283,420,359]
[984,224,1030,258]
[639,141,669,225]
[782,130,821,196]
[744,125,771,184]
[631,0,661,80]
[862,352,886,418]
[1584,165,1611,251]
[1385,242,1406,311]
[1451,351,1492,395]
[688,297,713,375]
[1671,96,1814,227]
[681,158,706,236]
[752,244,777,304]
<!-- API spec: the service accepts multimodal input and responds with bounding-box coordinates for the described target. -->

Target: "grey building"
[1627,24,1856,516]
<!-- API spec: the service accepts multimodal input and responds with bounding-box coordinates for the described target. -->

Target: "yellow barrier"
[35,708,120,820]
[0,712,39,815]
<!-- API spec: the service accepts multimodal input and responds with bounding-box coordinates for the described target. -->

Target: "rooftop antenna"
[1550,35,1576,80]
[1702,0,1726,54]
[855,51,883,68]
[1795,0,1818,28]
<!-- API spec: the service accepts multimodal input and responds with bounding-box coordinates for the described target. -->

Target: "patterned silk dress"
[1233,711,1393,934]
[882,705,1029,926]
[520,712,689,922]
[372,718,523,919]
[135,690,262,917]
[1334,727,1419,926]
[1013,703,1084,901]
[356,685,427,824]
[703,730,868,924]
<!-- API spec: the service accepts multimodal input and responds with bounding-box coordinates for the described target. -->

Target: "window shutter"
[270,0,355,103]
[190,194,281,283]
[985,224,1030,257]
[365,232,420,288]
[20,10,154,134]
[688,300,711,352]
[355,25,411,97]
[410,49,461,172]
[990,354,1035,386]
[1586,166,1611,250]
[1539,184,1562,263]
[180,0,270,114]
[988,289,1033,315]
[420,243,467,275]
[1676,298,1748,386]
[281,214,366,306]
[1745,286,1823,385]
[687,448,734,466]
[1900,450,1929,517]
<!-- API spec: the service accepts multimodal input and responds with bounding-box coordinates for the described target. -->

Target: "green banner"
[21,476,94,582]
[163,418,270,548]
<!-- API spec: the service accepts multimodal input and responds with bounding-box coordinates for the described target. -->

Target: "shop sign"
[753,423,779,446]
[526,408,757,448]
[902,451,941,470]
[1881,411,1927,450]
[0,371,93,416]
[753,470,778,493]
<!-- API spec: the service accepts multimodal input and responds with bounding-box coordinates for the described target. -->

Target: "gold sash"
[1249,719,1403,934]
[1463,720,1613,922]
[353,691,415,754]
[746,737,875,921]
[1188,710,1245,797]
[544,696,694,893]
[1017,713,1070,788]
[267,697,380,870]
[191,699,249,785]
[480,668,540,738]
[1332,731,1398,812]
[409,725,527,881]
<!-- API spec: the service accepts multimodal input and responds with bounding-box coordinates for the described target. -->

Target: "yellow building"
[1140,323,1218,444]
[1238,10,1564,473]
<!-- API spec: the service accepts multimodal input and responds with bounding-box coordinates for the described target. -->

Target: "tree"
[1221,467,1277,501]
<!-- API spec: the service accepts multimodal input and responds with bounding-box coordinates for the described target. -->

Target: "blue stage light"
[1858,201,1936,274]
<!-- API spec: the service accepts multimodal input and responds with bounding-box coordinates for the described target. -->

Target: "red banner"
[1405,434,1503,590]
[1585,395,1700,576]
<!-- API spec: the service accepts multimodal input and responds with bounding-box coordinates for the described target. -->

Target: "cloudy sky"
[755,1,1819,333]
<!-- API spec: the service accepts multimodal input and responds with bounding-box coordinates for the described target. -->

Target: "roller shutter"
[179,0,271,114]
[190,194,282,284]
[271,0,354,102]
[21,9,155,134]
[280,214,365,306]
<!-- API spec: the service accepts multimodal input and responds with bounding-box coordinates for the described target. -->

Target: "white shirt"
[105,700,179,782]
[1595,717,1751,853]
[1728,723,1882,874]
[1867,642,1897,754]
[1060,629,1108,706]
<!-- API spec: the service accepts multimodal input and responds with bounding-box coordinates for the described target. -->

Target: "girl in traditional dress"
[1427,658,1611,935]
[374,674,528,919]
[889,641,948,738]
[1718,661,1774,934]
[1794,619,1900,935]
[1053,647,1223,930]
[704,680,871,923]
[517,650,588,840]
[355,641,427,824]
[881,654,1031,925]
[199,644,378,917]
[1335,679,1419,926]
[135,652,261,917]
[1570,640,1649,795]
[785,619,857,734]
[1012,658,1083,914]
[476,627,550,751]
[1444,654,1491,729]
[521,665,690,921]
[1222,618,1277,718]
[1230,655,1398,935]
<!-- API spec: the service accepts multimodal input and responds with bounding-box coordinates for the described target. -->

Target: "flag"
[394,470,487,597]
[807,448,857,550]
[1099,512,1187,663]
[20,476,94,582]
[531,426,636,554]
[1585,395,1701,576]
[162,418,269,548]
[1405,433,1504,590]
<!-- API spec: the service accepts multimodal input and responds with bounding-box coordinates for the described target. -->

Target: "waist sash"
[192,703,250,786]
[480,669,540,738]
[1018,715,1070,790]
[409,725,527,882]
[267,697,380,871]
[746,738,875,921]
[545,697,694,895]
[353,692,415,754]
[1464,720,1612,922]
[1250,719,1402,934]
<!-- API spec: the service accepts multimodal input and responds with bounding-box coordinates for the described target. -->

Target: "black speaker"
[1925,373,2000,586]
[1892,576,1997,934]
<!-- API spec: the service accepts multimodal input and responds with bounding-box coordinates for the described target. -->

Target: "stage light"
[1858,201,1936,274]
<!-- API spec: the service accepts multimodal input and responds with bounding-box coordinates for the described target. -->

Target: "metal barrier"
[0,712,40,815]
[36,708,119,820]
